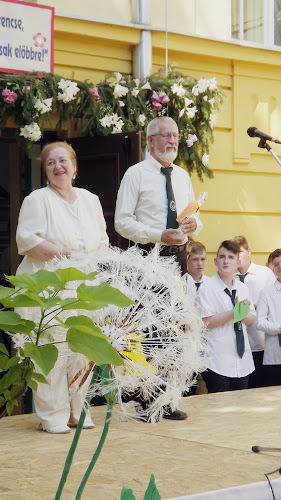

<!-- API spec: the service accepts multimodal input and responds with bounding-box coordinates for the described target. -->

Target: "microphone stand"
[251,138,281,454]
[257,137,281,167]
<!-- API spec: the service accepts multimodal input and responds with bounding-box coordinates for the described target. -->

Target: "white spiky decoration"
[41,245,207,422]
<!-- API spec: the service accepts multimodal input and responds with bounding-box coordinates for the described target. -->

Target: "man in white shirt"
[257,248,281,386]
[114,116,203,275]
[115,116,203,420]
[199,240,255,393]
[233,235,275,388]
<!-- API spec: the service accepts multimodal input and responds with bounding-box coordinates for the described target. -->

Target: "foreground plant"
[0,267,133,417]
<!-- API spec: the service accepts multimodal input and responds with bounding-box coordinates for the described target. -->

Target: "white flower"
[34,97,53,115]
[137,114,146,126]
[113,83,129,99]
[20,122,42,142]
[186,106,197,119]
[179,97,194,118]
[208,77,218,91]
[170,83,186,97]
[131,88,139,98]
[100,113,124,132]
[112,125,122,134]
[202,153,210,166]
[118,100,125,107]
[45,245,207,423]
[186,134,198,147]
[57,79,79,103]
[208,97,215,107]
[203,95,208,102]
[133,78,140,87]
[113,72,122,83]
[140,81,151,90]
[192,78,209,96]
[209,113,217,129]
[99,115,112,128]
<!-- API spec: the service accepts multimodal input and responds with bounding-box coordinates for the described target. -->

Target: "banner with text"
[0,0,54,73]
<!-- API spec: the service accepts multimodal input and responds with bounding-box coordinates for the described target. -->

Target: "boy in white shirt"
[233,235,275,388]
[257,248,281,386]
[186,241,209,303]
[199,240,255,393]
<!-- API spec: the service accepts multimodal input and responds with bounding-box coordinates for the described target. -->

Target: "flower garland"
[0,66,223,179]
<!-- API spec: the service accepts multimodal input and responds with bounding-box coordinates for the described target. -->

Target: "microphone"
[247,127,281,144]
[252,445,281,453]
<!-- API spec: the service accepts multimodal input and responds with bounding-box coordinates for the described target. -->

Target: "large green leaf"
[0,343,9,355]
[120,487,137,500]
[55,268,97,285]
[77,283,134,308]
[23,343,58,375]
[143,475,161,500]
[0,313,35,338]
[67,329,124,366]
[65,316,105,333]
[62,300,99,311]
[0,354,9,370]
[1,292,45,308]
[0,364,21,392]
[6,268,97,293]
[31,372,48,384]
[6,270,61,291]
[0,286,16,300]
[233,302,250,323]
[0,310,23,326]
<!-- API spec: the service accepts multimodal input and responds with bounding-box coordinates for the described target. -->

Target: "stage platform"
[1,386,281,499]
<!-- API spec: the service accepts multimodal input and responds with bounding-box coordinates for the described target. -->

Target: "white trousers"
[33,345,94,431]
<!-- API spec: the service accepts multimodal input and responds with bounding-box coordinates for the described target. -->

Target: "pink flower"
[151,91,160,103]
[158,92,170,104]
[89,87,100,99]
[151,91,170,110]
[2,89,17,103]
[152,101,162,110]
[186,134,198,148]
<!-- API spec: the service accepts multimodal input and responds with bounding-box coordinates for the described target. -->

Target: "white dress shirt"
[16,186,109,275]
[186,273,209,306]
[114,154,203,244]
[198,273,255,378]
[236,262,275,352]
[256,280,281,365]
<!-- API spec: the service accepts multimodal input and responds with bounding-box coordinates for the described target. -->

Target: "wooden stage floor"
[1,386,281,500]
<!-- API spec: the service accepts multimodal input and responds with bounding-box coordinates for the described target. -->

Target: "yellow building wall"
[52,17,281,276]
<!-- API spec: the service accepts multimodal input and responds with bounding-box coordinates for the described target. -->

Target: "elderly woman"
[16,141,109,434]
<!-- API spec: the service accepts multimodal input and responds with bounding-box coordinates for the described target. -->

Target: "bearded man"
[114,117,203,421]
[114,116,202,275]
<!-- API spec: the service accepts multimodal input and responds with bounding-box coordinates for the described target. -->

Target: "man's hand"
[161,229,186,245]
[179,217,197,234]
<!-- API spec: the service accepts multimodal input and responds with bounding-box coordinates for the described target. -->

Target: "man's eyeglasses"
[150,133,179,140]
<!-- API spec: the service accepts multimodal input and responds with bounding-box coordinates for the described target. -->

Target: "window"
[232,0,281,47]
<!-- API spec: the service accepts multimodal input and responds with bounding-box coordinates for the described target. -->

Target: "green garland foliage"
[0,66,223,179]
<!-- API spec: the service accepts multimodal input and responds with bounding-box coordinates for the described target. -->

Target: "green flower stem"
[75,402,114,500]
[54,369,99,500]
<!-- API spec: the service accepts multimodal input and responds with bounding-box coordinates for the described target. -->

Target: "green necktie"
[160,167,178,229]
[224,288,245,358]
[238,272,248,283]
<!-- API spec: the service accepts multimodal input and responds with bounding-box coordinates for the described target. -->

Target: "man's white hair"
[146,116,178,139]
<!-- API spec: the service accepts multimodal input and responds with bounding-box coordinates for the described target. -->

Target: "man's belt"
[137,243,187,255]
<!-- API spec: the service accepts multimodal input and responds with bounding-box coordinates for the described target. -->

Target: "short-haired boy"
[257,249,281,386]
[232,235,275,388]
[186,241,208,304]
[198,240,255,393]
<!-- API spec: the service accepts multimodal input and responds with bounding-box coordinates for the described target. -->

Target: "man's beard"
[155,145,178,164]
